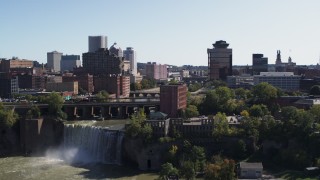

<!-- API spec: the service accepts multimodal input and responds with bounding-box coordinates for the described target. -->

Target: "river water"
[0,120,158,180]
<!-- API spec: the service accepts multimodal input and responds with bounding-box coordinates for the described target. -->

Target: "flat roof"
[240,162,263,169]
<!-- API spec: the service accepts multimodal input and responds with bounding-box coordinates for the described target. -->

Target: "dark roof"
[240,162,263,169]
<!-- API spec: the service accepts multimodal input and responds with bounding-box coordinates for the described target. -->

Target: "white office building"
[47,51,62,72]
[254,72,301,91]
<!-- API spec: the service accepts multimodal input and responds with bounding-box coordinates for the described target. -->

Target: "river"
[0,120,158,180]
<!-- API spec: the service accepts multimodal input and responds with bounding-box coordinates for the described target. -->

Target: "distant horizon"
[1,1,319,66]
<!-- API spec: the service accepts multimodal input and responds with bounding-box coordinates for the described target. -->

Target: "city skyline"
[1,0,320,66]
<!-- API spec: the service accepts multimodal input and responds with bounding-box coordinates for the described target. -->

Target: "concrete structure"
[47,51,62,72]
[160,84,187,118]
[61,55,81,72]
[82,48,124,76]
[123,47,137,76]
[88,36,108,52]
[18,74,46,90]
[207,40,232,80]
[146,62,167,81]
[252,54,268,75]
[227,75,254,89]
[46,81,78,95]
[239,162,263,179]
[254,72,301,91]
[275,50,296,72]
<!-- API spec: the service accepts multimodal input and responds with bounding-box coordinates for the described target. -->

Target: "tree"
[179,161,196,180]
[310,85,320,95]
[240,110,249,117]
[0,104,19,129]
[159,162,179,180]
[26,105,41,119]
[251,82,278,104]
[96,90,109,102]
[233,139,247,159]
[309,105,320,123]
[125,109,153,142]
[185,105,199,118]
[205,156,236,180]
[46,92,64,115]
[249,104,269,117]
[213,112,230,137]
[281,106,298,121]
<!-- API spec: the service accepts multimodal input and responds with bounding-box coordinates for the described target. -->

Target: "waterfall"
[63,124,124,165]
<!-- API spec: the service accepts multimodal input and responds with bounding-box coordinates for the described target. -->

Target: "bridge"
[5,97,160,120]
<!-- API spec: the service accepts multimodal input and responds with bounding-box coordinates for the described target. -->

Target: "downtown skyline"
[1,0,320,66]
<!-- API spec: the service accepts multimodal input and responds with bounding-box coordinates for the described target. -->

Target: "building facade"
[88,36,108,53]
[123,47,137,76]
[47,51,62,72]
[252,54,268,75]
[60,55,81,72]
[63,73,94,94]
[46,81,78,95]
[254,72,301,91]
[93,75,130,97]
[146,62,167,81]
[207,40,232,80]
[0,58,34,72]
[160,84,187,118]
[227,75,254,89]
[82,48,124,76]
[0,75,19,98]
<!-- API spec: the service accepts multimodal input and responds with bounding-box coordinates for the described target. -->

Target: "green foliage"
[0,104,19,129]
[179,161,196,180]
[185,105,199,118]
[204,80,227,89]
[281,106,298,121]
[200,86,234,115]
[159,162,179,180]
[213,112,230,137]
[188,83,202,92]
[26,105,41,119]
[233,139,247,159]
[252,82,278,104]
[204,156,236,180]
[249,104,269,117]
[310,85,320,95]
[141,78,156,89]
[309,105,320,123]
[96,90,109,102]
[125,109,153,143]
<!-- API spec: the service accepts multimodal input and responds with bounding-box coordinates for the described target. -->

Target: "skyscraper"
[207,40,232,80]
[88,36,108,52]
[47,51,62,72]
[123,47,137,76]
[252,54,268,75]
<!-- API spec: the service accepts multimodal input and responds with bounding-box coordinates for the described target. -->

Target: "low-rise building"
[46,81,78,95]
[254,72,301,91]
[239,162,263,179]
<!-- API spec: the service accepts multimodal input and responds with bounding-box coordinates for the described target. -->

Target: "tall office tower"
[82,48,124,75]
[160,84,187,118]
[252,54,268,75]
[207,40,232,80]
[60,55,81,72]
[47,51,62,72]
[123,47,137,76]
[146,62,167,80]
[109,43,123,57]
[88,36,108,52]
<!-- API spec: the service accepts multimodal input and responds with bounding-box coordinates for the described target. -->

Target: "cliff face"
[0,127,20,156]
[123,138,176,170]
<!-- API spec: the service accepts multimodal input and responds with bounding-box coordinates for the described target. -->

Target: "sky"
[0,0,320,66]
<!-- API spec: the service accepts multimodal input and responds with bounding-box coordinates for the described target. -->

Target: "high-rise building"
[252,54,268,75]
[88,36,108,52]
[160,84,187,118]
[146,62,167,80]
[47,51,62,72]
[123,47,137,76]
[61,55,81,72]
[207,40,232,80]
[0,73,19,98]
[82,48,124,76]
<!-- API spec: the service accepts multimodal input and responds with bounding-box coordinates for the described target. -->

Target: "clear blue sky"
[1,0,319,66]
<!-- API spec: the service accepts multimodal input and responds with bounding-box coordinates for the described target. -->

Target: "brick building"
[146,62,167,81]
[160,84,187,118]
[63,73,94,94]
[94,75,130,98]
